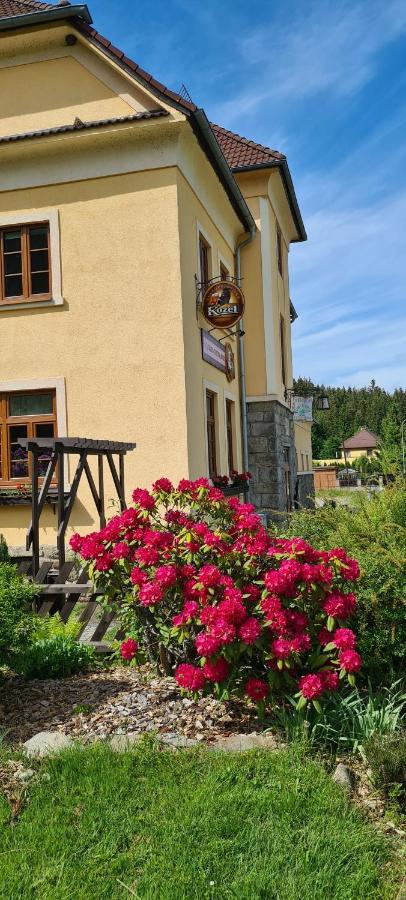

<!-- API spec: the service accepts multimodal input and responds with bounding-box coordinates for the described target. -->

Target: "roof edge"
[190,109,256,235]
[232,159,307,242]
[0,109,168,145]
[0,4,92,32]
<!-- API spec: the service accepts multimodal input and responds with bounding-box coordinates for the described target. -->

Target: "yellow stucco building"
[0,0,309,552]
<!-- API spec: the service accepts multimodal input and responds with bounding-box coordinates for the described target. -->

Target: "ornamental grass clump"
[71,477,361,711]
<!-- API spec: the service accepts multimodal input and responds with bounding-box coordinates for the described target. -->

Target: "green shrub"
[0,563,38,667]
[273,680,405,755]
[364,732,406,803]
[31,611,82,641]
[0,535,9,564]
[15,634,94,679]
[283,480,406,684]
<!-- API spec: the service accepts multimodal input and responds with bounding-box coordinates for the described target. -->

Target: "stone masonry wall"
[247,400,297,518]
[296,473,315,509]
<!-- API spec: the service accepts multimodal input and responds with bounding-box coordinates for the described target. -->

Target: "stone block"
[23,731,73,757]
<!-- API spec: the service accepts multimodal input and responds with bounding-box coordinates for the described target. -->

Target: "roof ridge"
[210,122,285,161]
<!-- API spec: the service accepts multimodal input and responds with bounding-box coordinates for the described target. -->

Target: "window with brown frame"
[220,261,229,281]
[0,223,51,304]
[283,446,292,511]
[0,390,57,484]
[199,233,211,289]
[206,390,217,478]
[280,315,287,388]
[225,398,234,473]
[276,225,283,277]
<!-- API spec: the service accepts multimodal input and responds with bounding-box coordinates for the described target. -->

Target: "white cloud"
[213,0,406,122]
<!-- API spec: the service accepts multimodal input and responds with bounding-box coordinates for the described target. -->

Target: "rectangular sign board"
[293,396,313,421]
[201,329,226,373]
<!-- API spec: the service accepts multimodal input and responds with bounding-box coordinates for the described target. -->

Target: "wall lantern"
[316,395,330,411]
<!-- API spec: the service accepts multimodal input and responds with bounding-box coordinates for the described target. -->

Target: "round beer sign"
[202,280,244,328]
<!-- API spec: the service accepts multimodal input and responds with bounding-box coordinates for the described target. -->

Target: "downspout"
[235,227,256,476]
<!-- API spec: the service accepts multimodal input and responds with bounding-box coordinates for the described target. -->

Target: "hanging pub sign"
[201,280,245,328]
[293,396,313,422]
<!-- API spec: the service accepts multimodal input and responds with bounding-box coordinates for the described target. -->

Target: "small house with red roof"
[340,428,380,461]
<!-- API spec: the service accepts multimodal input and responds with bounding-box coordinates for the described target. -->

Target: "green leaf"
[348,673,356,686]
[327,616,335,632]
[312,699,322,714]
[296,695,307,710]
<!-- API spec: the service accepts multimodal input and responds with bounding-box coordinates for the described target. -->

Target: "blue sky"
[92,0,406,391]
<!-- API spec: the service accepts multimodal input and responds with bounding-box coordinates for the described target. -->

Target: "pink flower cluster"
[71,478,362,707]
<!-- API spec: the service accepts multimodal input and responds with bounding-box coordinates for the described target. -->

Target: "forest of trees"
[294,377,406,466]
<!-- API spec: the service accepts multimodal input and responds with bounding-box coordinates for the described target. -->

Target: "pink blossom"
[152,477,173,493]
[69,533,82,552]
[217,596,247,625]
[135,546,159,566]
[202,657,229,683]
[238,617,262,645]
[323,592,356,619]
[333,628,356,650]
[198,564,222,587]
[200,606,220,627]
[290,632,311,654]
[195,632,221,657]
[317,627,331,646]
[112,542,131,560]
[175,663,206,691]
[94,554,113,572]
[172,601,199,627]
[299,673,324,700]
[130,566,147,586]
[286,610,308,632]
[120,638,138,661]
[154,565,178,587]
[138,582,164,607]
[271,637,291,659]
[319,670,339,691]
[209,618,236,645]
[131,488,155,510]
[245,678,269,702]
[339,649,362,673]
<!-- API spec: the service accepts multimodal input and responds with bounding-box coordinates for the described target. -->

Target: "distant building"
[340,428,380,461]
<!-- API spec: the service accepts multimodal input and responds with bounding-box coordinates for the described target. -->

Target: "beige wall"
[235,170,294,404]
[0,166,190,544]
[294,420,313,472]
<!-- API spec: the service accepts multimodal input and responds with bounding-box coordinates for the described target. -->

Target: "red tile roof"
[210,123,285,171]
[0,0,52,15]
[0,109,168,144]
[341,428,380,450]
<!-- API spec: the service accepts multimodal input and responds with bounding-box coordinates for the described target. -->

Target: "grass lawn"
[0,741,398,900]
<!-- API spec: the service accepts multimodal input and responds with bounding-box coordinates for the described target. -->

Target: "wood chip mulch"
[0,665,259,747]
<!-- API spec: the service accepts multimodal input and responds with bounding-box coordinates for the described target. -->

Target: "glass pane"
[4,253,22,276]
[30,249,49,272]
[9,393,53,416]
[29,226,48,250]
[3,229,21,252]
[36,423,54,475]
[0,425,2,480]
[31,272,49,295]
[9,424,28,478]
[4,275,23,298]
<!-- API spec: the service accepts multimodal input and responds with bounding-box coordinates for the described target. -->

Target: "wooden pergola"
[19,437,136,577]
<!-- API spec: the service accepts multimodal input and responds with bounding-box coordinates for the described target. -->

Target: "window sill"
[0,295,64,313]
[0,488,67,506]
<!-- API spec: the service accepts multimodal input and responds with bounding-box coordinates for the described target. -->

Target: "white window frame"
[0,209,63,312]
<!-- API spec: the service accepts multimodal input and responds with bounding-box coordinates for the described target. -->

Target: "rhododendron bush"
[70,478,361,711]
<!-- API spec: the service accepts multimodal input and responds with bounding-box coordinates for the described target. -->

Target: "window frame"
[0,221,52,306]
[205,389,218,479]
[0,389,57,485]
[199,232,211,290]
[225,397,235,474]
[219,260,229,281]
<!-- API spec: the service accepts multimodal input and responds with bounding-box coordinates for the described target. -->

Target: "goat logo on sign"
[202,281,245,328]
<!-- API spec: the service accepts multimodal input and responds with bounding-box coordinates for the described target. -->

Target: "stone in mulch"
[332,763,355,793]
[23,731,73,758]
